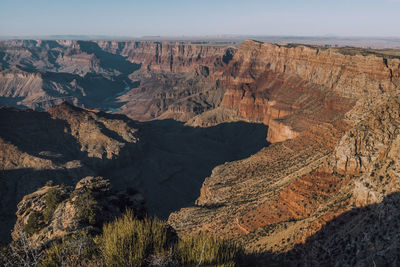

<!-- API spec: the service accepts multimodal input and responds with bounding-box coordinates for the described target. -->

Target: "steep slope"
[99,41,236,121]
[97,40,235,73]
[3,39,400,265]
[169,41,400,264]
[0,40,235,120]
[278,93,400,265]
[0,40,140,110]
[0,102,268,245]
[189,40,399,142]
[0,102,141,243]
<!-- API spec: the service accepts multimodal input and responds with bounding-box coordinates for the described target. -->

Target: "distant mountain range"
[1,35,400,48]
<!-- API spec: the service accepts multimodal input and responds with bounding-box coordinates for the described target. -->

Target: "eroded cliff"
[191,40,399,143]
[168,41,400,265]
[3,39,400,265]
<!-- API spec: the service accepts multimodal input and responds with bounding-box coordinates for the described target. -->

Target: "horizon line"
[1,34,400,40]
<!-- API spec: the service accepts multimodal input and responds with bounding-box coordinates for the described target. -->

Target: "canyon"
[1,39,400,265]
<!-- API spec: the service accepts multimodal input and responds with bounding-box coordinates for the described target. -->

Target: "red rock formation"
[214,40,400,143]
[169,41,400,262]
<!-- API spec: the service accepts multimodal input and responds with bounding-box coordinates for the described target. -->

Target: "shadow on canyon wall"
[242,192,400,266]
[77,40,141,74]
[105,119,270,218]
[0,111,269,243]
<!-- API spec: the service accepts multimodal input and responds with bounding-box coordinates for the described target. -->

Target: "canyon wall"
[208,40,400,142]
[3,39,400,264]
[0,40,236,121]
[97,40,235,73]
[2,39,399,142]
[168,41,400,264]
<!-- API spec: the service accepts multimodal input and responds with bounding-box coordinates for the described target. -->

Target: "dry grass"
[98,210,171,266]
[176,233,239,267]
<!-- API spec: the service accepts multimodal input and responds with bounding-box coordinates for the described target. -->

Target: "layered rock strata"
[169,41,400,264]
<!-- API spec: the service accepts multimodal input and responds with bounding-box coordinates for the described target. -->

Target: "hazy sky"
[1,0,400,37]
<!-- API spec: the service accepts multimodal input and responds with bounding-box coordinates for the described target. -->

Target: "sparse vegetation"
[176,233,240,267]
[24,211,44,235]
[45,180,54,187]
[95,210,240,266]
[14,209,245,266]
[43,188,63,223]
[41,231,100,267]
[73,189,100,225]
[98,210,172,266]
[2,230,44,266]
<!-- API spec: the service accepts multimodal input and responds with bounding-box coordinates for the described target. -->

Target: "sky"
[1,0,400,37]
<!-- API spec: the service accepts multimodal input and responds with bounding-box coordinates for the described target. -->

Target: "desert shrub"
[98,210,172,267]
[24,211,44,235]
[45,180,54,187]
[37,210,243,266]
[41,231,100,267]
[43,188,63,223]
[41,243,63,267]
[2,231,44,266]
[0,244,9,266]
[73,189,100,225]
[175,233,240,267]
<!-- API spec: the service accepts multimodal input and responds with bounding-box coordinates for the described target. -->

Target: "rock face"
[12,176,145,249]
[0,101,268,245]
[97,41,235,73]
[0,40,140,110]
[3,39,400,265]
[208,40,399,142]
[0,40,235,121]
[168,41,400,265]
[1,39,399,135]
[105,42,236,122]
[0,102,141,243]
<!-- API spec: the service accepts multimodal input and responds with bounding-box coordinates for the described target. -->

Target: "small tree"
[73,189,100,225]
[43,188,63,223]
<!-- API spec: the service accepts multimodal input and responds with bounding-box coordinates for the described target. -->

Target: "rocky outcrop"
[47,102,140,160]
[333,94,400,175]
[12,176,145,249]
[0,103,141,244]
[0,68,83,109]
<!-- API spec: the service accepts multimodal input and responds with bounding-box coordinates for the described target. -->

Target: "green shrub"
[175,233,240,267]
[45,180,54,187]
[98,210,171,267]
[38,210,243,266]
[73,189,99,225]
[43,188,63,223]
[41,231,100,267]
[24,211,44,235]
